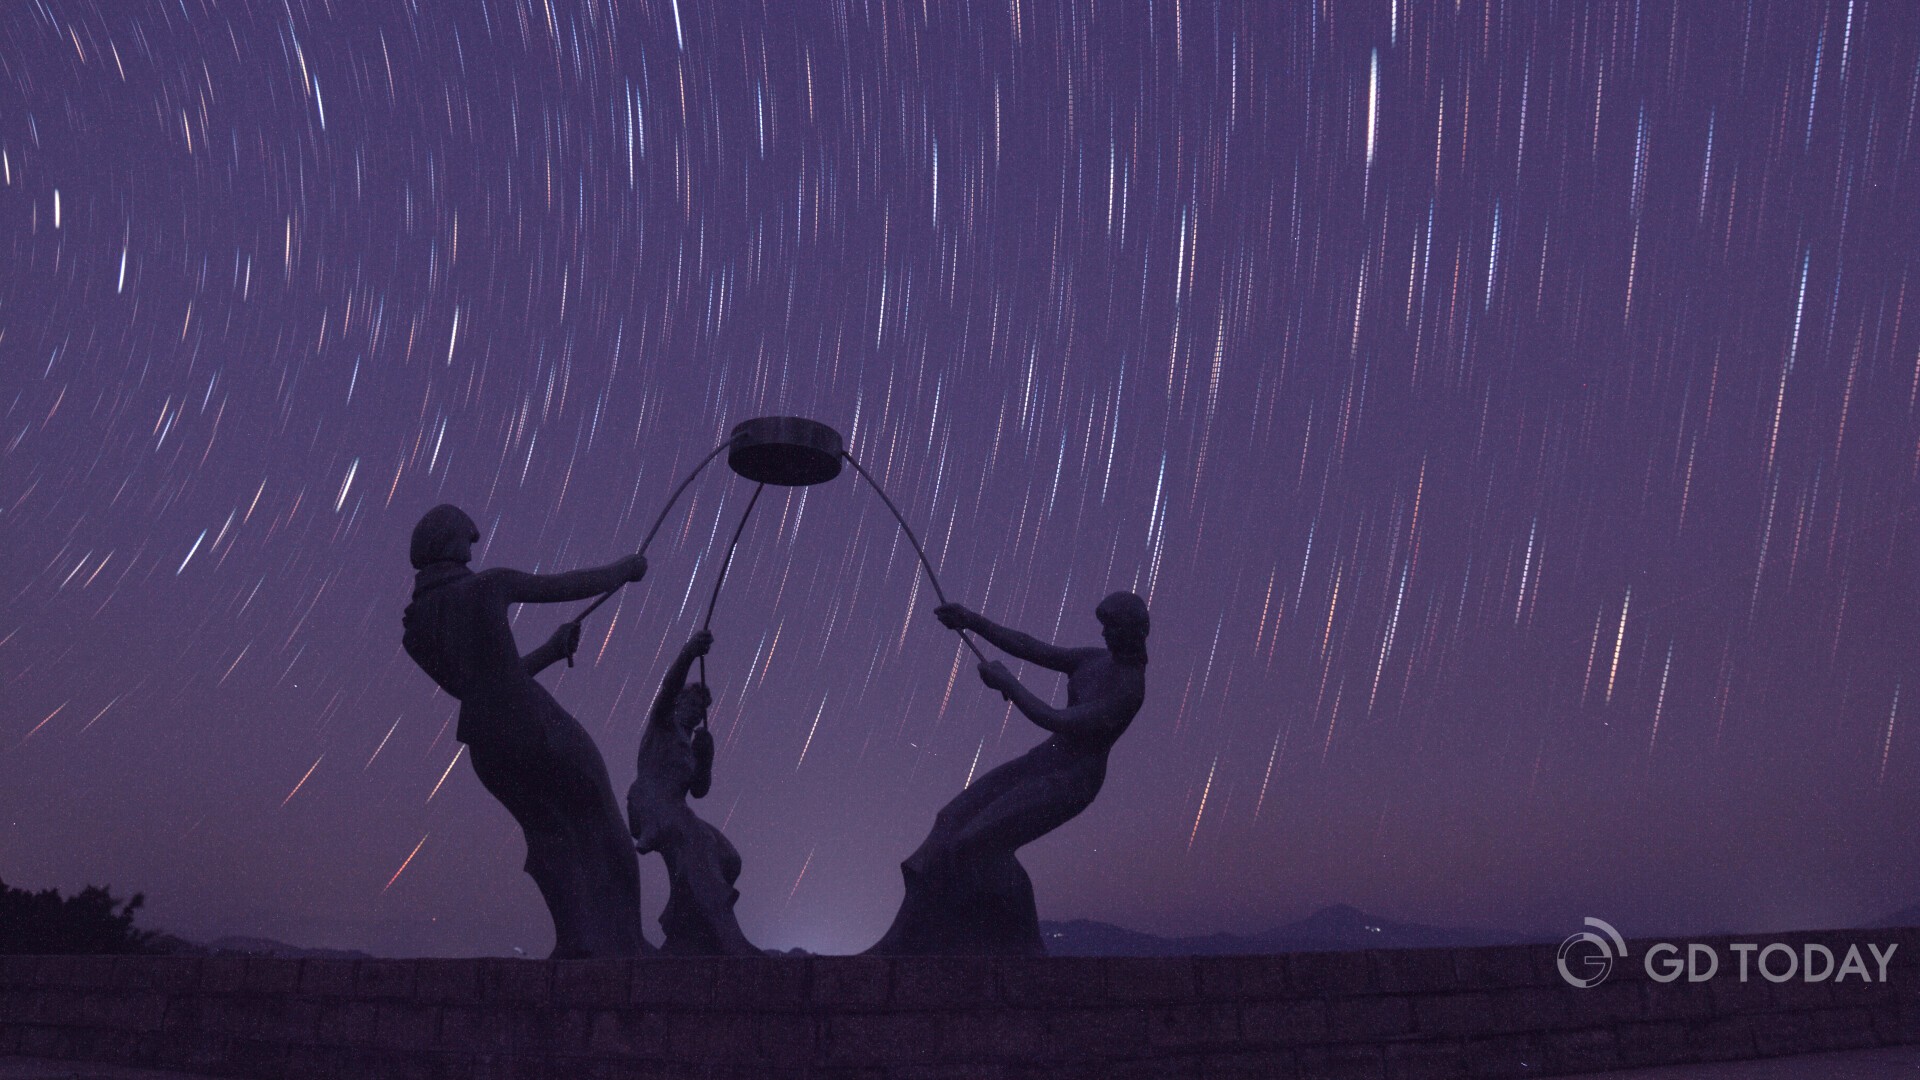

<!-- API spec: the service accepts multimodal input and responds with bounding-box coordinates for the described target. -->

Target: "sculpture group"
[400,421,1149,957]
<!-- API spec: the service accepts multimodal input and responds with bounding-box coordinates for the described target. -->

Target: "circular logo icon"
[1557,917,1627,988]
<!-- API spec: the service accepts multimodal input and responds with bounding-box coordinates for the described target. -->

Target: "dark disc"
[727,416,845,486]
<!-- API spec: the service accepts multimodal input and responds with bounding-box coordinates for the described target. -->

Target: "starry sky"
[4,0,1919,959]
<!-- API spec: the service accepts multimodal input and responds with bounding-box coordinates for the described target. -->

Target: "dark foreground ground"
[7,1046,1920,1079]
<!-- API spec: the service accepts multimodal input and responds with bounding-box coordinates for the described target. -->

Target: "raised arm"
[646,631,712,732]
[935,603,1078,673]
[486,554,647,605]
[979,661,1140,739]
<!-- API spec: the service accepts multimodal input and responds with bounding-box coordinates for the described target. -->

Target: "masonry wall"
[2,927,1916,1079]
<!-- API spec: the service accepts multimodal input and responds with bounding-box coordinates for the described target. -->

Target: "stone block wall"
[1,926,1915,1078]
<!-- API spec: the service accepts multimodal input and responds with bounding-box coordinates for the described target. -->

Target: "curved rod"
[697,482,766,686]
[568,435,736,632]
[841,450,988,665]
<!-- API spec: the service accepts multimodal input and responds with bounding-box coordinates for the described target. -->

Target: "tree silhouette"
[0,878,158,955]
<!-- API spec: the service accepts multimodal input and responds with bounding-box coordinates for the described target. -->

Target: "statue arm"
[646,646,697,732]
[961,611,1079,673]
[983,661,1128,734]
[645,632,710,733]
[997,676,1136,739]
[690,727,714,799]
[522,620,583,676]
[522,638,568,677]
[487,554,645,605]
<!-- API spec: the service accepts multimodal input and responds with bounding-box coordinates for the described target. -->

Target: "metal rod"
[697,483,765,685]
[841,450,988,665]
[568,435,735,631]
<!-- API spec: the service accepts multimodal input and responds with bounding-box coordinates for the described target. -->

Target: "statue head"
[673,682,713,732]
[410,504,480,569]
[1096,591,1150,665]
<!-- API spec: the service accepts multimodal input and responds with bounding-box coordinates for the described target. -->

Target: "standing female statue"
[871,591,1149,955]
[401,503,650,957]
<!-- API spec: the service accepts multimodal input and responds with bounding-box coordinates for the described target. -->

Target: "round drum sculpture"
[727,416,845,486]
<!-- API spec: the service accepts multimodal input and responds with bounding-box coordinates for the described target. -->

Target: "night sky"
[4,0,1919,959]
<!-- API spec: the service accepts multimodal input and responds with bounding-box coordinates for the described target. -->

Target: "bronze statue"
[626,630,758,955]
[870,591,1150,955]
[400,504,650,957]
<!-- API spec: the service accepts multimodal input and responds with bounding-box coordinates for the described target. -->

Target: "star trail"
[3,1,1918,957]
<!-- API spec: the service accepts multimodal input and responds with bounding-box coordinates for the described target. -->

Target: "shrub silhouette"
[0,878,158,955]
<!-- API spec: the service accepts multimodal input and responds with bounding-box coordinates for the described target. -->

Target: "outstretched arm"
[646,631,713,731]
[979,661,1137,739]
[935,603,1077,673]
[487,554,647,605]
[523,623,582,677]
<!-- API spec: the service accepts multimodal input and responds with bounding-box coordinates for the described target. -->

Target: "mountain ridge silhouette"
[1040,903,1539,956]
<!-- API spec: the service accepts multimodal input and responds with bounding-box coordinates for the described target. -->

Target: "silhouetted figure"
[626,630,758,955]
[870,591,1150,956]
[400,504,650,958]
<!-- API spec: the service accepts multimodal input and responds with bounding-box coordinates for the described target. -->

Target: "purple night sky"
[3,1,1918,958]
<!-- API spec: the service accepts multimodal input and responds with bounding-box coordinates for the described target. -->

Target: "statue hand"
[684,629,714,658]
[935,603,976,631]
[978,660,1015,696]
[549,622,583,664]
[620,553,649,582]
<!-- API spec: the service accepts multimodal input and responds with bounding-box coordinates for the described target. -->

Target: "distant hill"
[1041,904,1535,956]
[152,933,372,960]
[1872,904,1920,928]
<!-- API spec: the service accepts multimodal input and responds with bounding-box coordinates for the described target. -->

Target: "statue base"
[866,849,1045,956]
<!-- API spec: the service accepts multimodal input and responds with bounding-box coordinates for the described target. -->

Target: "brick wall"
[2,927,1916,1078]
